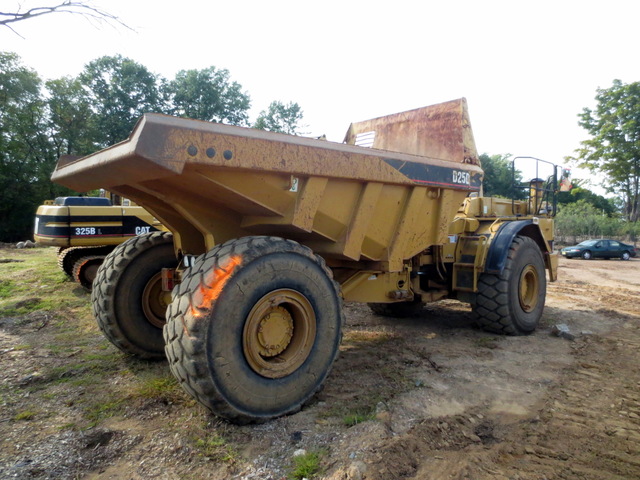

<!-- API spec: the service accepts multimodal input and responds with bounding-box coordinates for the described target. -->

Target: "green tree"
[557,184,617,216]
[0,52,71,241]
[253,101,304,134]
[46,76,96,156]
[479,153,526,199]
[574,79,640,222]
[555,199,624,242]
[165,67,250,125]
[80,55,165,146]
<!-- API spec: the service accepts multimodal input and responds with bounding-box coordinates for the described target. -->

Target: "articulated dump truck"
[51,98,559,423]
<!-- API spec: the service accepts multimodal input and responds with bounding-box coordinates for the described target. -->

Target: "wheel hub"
[257,306,294,357]
[243,289,316,379]
[83,263,100,283]
[518,264,539,313]
[142,272,171,328]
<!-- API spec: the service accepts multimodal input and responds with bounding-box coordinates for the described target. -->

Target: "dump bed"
[52,98,482,272]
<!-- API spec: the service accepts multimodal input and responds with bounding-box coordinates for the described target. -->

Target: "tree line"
[0,52,304,242]
[1,54,637,246]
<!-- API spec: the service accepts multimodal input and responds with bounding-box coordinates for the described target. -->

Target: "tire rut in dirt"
[496,329,640,479]
[92,231,175,360]
[164,236,344,423]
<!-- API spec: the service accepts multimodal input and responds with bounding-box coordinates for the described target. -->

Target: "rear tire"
[92,231,175,359]
[473,236,546,335]
[164,236,343,423]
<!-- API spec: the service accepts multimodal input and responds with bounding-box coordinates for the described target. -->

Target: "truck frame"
[51,98,558,423]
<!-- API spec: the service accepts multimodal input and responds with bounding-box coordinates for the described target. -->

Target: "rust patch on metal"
[343,98,479,166]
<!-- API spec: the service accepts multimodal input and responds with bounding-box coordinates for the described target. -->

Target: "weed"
[289,450,322,479]
[14,410,37,421]
[0,279,16,298]
[132,373,184,403]
[193,433,238,464]
[343,408,376,427]
[473,336,499,349]
[57,423,77,431]
[85,397,125,427]
[539,314,556,327]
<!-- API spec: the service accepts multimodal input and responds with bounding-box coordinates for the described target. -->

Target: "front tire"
[92,231,175,359]
[621,251,631,261]
[164,236,343,423]
[582,250,592,260]
[473,236,546,335]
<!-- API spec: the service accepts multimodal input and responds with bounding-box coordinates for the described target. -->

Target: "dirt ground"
[1,249,640,480]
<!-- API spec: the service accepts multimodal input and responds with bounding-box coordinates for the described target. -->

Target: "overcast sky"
[4,0,640,189]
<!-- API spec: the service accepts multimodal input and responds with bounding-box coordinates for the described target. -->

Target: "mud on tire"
[92,231,175,359]
[164,236,344,424]
[474,235,546,335]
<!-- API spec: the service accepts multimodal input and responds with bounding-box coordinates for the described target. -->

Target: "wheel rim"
[518,264,539,313]
[583,251,591,259]
[623,252,630,260]
[142,272,172,328]
[83,263,100,284]
[243,288,316,379]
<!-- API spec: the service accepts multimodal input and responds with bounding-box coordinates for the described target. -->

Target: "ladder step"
[454,262,476,268]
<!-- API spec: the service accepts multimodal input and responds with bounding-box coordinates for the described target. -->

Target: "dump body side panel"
[52,102,482,271]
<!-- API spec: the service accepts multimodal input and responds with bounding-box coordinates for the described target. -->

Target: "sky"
[3,0,640,191]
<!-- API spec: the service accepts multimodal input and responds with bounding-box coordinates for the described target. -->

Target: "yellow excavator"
[34,192,165,289]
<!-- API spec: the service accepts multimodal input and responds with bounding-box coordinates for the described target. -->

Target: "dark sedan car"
[561,239,637,260]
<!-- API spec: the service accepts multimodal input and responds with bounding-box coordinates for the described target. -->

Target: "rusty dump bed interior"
[52,98,483,272]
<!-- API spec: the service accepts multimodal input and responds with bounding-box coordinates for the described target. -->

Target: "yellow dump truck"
[51,98,559,423]
[34,195,164,289]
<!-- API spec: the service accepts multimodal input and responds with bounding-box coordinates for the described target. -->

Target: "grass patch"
[343,408,376,427]
[0,247,86,317]
[0,279,17,298]
[14,409,38,421]
[85,397,125,427]
[42,351,124,385]
[131,372,186,404]
[539,313,557,327]
[193,433,238,464]
[320,393,383,427]
[473,336,500,349]
[289,450,323,479]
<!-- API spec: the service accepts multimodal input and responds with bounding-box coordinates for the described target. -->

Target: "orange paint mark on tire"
[190,255,242,318]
